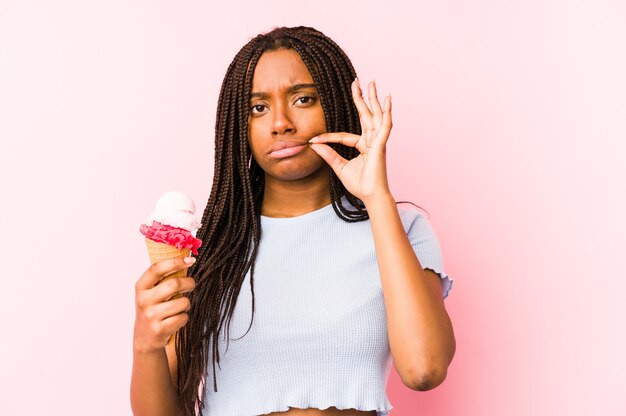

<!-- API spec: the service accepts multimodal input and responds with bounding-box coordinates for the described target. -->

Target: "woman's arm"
[308,78,455,390]
[364,194,456,391]
[130,257,196,415]
[131,347,182,416]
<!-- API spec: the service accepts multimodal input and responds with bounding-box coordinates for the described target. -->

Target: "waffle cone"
[144,237,192,346]
[145,238,191,279]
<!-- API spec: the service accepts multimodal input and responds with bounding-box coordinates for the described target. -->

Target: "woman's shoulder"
[395,200,429,224]
[393,201,442,245]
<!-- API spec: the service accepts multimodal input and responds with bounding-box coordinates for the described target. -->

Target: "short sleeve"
[398,204,454,300]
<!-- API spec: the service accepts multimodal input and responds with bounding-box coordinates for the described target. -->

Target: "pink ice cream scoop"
[139,191,202,255]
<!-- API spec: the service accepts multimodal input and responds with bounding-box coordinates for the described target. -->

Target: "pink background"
[1,0,625,415]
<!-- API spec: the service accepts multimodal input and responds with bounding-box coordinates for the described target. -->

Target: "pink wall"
[1,0,625,415]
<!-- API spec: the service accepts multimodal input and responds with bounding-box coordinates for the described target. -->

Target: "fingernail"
[184,257,196,264]
[309,136,319,143]
[355,77,360,87]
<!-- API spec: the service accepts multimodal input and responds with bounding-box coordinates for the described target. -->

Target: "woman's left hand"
[308,78,393,205]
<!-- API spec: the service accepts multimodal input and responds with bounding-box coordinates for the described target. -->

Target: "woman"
[131,26,455,416]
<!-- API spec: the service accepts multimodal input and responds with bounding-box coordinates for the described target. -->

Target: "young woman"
[131,26,455,416]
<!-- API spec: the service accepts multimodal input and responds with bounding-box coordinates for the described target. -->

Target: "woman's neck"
[261,168,331,218]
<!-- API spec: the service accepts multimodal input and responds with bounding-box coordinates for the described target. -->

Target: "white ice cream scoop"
[147,190,202,231]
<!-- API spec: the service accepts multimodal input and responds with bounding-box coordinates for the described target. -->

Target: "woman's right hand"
[133,256,197,354]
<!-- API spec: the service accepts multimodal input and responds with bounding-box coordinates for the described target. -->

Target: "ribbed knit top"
[202,199,453,416]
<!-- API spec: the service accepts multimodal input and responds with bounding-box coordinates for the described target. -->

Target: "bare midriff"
[261,407,377,416]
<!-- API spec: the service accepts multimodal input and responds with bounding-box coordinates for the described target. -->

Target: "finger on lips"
[309,133,359,145]
[308,78,391,155]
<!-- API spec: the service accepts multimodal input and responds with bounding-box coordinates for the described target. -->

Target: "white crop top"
[202,199,453,416]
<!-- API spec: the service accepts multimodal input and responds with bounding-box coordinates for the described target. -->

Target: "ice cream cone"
[145,237,192,279]
[141,192,202,347]
[144,237,192,346]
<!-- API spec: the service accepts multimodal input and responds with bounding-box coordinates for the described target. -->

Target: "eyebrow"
[250,83,318,100]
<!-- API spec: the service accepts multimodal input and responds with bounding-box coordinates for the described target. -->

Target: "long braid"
[177,26,372,415]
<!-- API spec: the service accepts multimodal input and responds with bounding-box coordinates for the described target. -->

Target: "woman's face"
[247,48,328,183]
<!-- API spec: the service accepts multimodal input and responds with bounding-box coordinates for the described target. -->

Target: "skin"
[248,48,332,218]
[131,256,195,416]
[130,48,455,416]
[308,73,456,392]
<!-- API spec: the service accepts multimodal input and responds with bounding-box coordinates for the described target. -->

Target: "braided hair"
[179,26,368,415]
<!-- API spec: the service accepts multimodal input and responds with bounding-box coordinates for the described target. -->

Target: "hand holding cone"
[139,191,203,346]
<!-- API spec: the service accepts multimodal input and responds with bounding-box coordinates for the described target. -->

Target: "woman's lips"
[269,144,307,159]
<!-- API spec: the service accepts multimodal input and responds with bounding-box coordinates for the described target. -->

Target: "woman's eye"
[296,96,315,105]
[251,104,266,114]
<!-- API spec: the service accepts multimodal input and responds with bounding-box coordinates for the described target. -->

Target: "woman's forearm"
[130,347,182,416]
[364,193,455,390]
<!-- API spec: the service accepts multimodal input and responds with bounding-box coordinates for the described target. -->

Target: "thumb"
[308,143,347,177]
[136,255,195,292]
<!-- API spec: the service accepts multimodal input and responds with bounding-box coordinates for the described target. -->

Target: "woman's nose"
[271,103,295,136]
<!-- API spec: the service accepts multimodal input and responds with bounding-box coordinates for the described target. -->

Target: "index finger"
[135,256,196,292]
